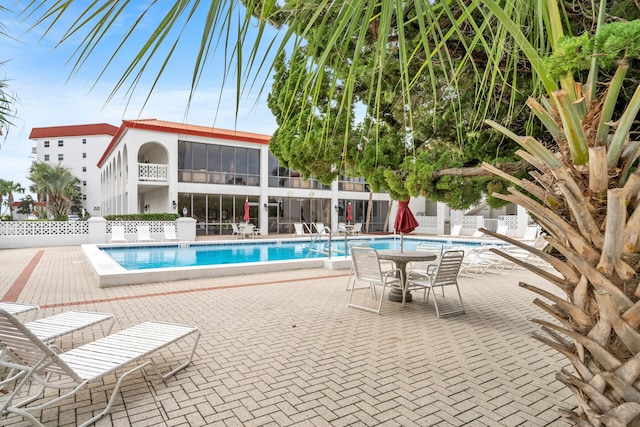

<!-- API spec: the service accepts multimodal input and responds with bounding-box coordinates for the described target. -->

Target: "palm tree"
[0,178,8,217]
[28,162,79,220]
[2,180,24,220]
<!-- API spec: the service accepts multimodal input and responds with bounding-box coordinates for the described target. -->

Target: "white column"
[517,204,529,238]
[259,146,270,235]
[436,202,448,235]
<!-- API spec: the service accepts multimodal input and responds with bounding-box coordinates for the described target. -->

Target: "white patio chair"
[345,241,371,291]
[0,309,200,427]
[240,223,255,239]
[163,225,180,241]
[136,225,155,243]
[407,250,465,318]
[347,247,402,314]
[109,225,128,243]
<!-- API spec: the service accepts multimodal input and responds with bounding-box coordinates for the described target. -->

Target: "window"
[82,138,87,144]
[177,141,260,186]
[58,154,64,161]
[83,181,86,186]
[58,140,63,147]
[82,166,87,172]
[44,141,50,148]
[44,154,50,161]
[82,153,87,158]
[82,195,87,200]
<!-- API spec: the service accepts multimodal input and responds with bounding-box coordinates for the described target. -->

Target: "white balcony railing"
[138,163,168,182]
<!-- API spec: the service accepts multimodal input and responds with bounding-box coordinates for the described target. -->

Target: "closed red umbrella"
[243,199,250,222]
[346,202,353,223]
[394,197,418,234]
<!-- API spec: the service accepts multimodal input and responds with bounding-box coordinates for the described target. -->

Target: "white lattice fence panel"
[0,221,88,236]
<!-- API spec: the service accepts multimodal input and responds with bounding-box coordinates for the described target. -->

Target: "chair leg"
[431,284,465,318]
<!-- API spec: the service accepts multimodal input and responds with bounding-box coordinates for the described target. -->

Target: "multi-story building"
[97,119,392,236]
[29,123,119,217]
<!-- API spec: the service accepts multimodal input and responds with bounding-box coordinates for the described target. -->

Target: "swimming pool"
[82,236,490,288]
[101,237,472,270]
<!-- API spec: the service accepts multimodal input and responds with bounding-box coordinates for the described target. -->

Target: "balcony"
[138,163,168,182]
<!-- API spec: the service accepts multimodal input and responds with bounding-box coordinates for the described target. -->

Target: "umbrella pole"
[400,233,404,252]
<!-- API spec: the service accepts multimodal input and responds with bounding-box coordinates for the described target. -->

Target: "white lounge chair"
[0,310,115,388]
[293,222,307,237]
[0,309,200,427]
[163,225,180,241]
[136,225,155,242]
[109,225,128,243]
[0,302,40,321]
[351,222,363,235]
[231,223,241,238]
[522,225,541,241]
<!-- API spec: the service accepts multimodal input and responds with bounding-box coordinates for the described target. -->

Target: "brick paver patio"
[0,245,575,426]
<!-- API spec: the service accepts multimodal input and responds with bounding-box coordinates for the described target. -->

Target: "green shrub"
[104,213,180,221]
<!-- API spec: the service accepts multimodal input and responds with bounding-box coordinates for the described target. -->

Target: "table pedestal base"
[389,287,412,303]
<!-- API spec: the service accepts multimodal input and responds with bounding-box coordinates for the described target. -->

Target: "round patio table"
[378,250,437,303]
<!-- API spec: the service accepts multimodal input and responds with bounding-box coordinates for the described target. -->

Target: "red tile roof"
[29,123,119,139]
[98,119,272,167]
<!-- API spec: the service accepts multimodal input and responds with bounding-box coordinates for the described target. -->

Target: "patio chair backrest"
[231,223,240,233]
[0,309,80,383]
[352,222,363,233]
[432,250,465,286]
[351,247,384,283]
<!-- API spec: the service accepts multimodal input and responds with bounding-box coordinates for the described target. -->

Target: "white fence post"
[176,217,196,241]
[88,217,107,244]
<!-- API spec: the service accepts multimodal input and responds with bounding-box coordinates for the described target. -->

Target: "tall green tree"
[18,2,640,423]
[0,178,8,216]
[28,162,79,220]
[19,1,638,208]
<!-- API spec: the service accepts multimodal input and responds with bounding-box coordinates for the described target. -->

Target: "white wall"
[33,133,112,217]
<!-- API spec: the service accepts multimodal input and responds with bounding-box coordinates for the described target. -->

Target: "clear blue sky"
[0,3,279,197]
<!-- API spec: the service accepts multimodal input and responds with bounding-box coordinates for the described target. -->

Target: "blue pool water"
[102,237,483,271]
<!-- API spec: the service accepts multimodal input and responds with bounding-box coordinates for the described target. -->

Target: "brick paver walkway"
[0,246,574,426]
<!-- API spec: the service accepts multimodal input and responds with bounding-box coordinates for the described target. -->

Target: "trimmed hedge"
[104,213,181,221]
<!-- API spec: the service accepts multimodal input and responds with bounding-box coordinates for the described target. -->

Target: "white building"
[30,123,119,217]
[97,119,393,236]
